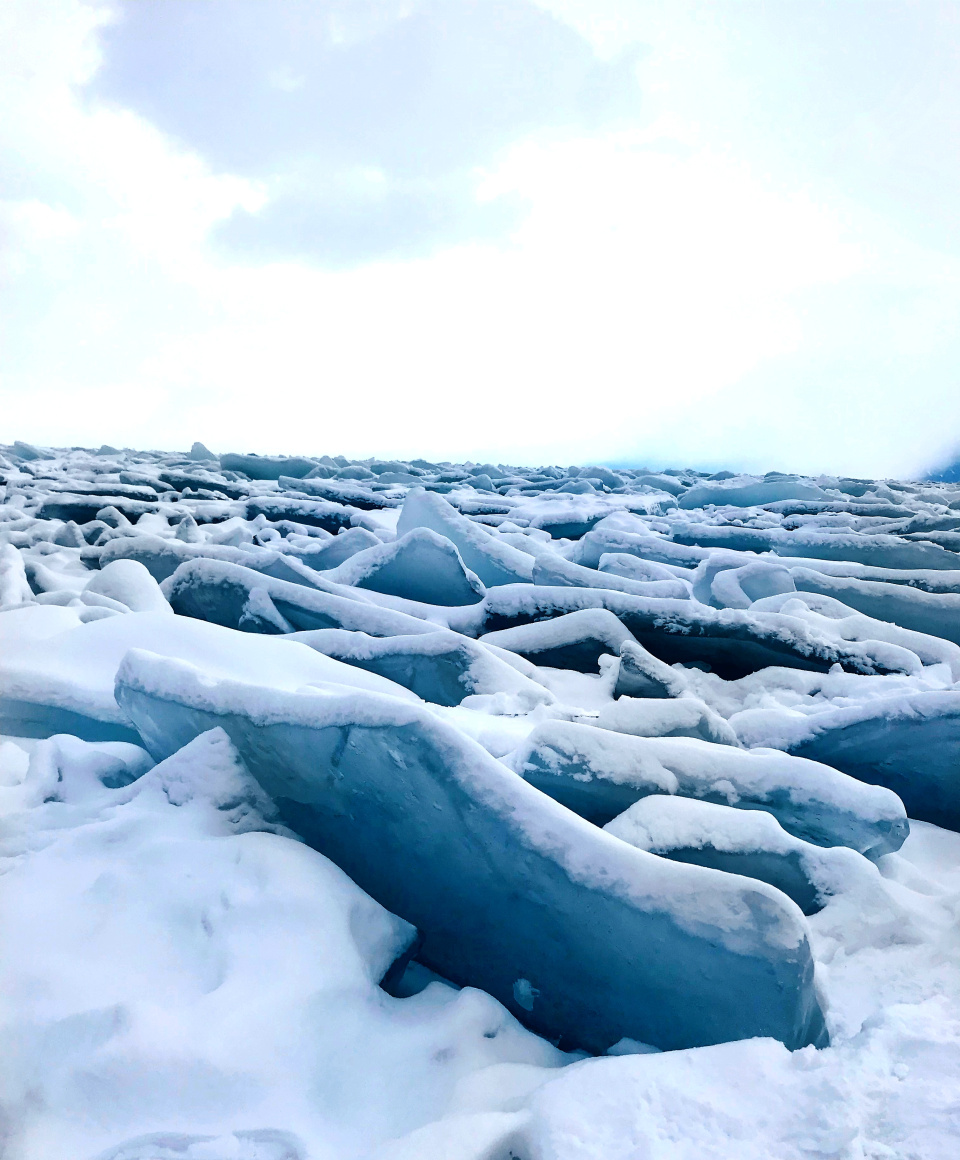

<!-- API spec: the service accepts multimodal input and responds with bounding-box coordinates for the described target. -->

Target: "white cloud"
[1,0,958,475]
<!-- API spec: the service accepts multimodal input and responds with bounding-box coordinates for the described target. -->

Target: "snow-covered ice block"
[750,591,960,678]
[397,489,534,586]
[115,651,828,1053]
[96,532,339,583]
[673,523,960,571]
[571,527,708,570]
[605,795,877,915]
[475,585,917,678]
[791,567,960,645]
[37,492,161,524]
[219,451,317,478]
[290,525,381,569]
[163,558,441,636]
[532,551,691,599]
[279,474,403,510]
[289,628,554,708]
[598,551,693,584]
[0,609,418,742]
[84,558,171,614]
[614,640,690,699]
[481,609,636,672]
[732,690,960,831]
[511,720,908,857]
[322,528,485,606]
[596,696,739,745]
[678,477,829,509]
[710,561,797,609]
[0,542,34,607]
[245,494,373,533]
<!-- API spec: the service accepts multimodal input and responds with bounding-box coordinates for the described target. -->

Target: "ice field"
[2,440,960,1159]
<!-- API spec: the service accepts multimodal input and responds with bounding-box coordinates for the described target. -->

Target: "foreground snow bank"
[522,819,960,1159]
[1,732,957,1159]
[0,731,565,1160]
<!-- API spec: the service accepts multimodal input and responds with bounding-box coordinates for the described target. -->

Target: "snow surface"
[2,444,960,1157]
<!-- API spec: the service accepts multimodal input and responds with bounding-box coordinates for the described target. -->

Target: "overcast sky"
[2,0,959,475]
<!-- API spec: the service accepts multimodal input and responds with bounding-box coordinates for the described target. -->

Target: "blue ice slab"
[511,720,908,858]
[162,558,441,637]
[289,628,552,707]
[116,650,828,1054]
[474,585,917,679]
[219,452,317,479]
[605,795,877,916]
[614,640,690,699]
[397,489,534,586]
[277,476,401,511]
[790,568,960,645]
[322,528,485,607]
[532,551,691,599]
[480,609,637,672]
[677,478,829,509]
[244,496,367,533]
[293,527,381,570]
[782,692,960,831]
[95,534,342,583]
[672,523,960,571]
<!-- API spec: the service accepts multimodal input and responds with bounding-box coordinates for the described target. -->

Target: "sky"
[1,0,959,476]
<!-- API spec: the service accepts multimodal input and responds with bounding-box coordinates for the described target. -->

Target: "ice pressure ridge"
[3,439,960,1068]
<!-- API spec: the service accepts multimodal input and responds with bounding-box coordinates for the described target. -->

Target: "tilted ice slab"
[162,558,445,636]
[277,473,404,510]
[0,608,418,742]
[749,591,960,678]
[706,559,798,609]
[510,720,908,858]
[283,525,381,569]
[605,794,878,916]
[96,532,347,581]
[115,650,828,1053]
[245,494,384,533]
[671,523,960,571]
[677,477,830,509]
[288,628,554,708]
[790,567,960,645]
[480,609,638,672]
[532,550,692,600]
[596,696,739,746]
[469,585,920,679]
[219,450,318,478]
[614,639,692,699]
[598,550,695,585]
[731,690,960,831]
[321,528,485,607]
[397,489,534,586]
[570,526,713,570]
